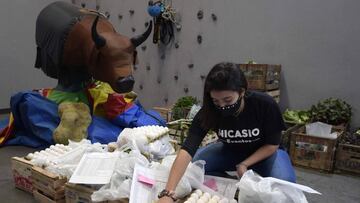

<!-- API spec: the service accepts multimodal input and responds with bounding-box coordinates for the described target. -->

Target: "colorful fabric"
[46,89,89,105]
[4,91,60,148]
[0,82,166,148]
[87,82,115,117]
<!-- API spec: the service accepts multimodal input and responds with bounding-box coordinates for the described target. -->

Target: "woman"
[158,62,295,202]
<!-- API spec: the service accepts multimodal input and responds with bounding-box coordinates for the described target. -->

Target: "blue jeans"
[193,142,296,183]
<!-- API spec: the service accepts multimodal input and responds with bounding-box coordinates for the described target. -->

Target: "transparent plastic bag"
[236,170,321,203]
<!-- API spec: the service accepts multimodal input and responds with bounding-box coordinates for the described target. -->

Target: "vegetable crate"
[335,143,360,175]
[65,183,128,203]
[237,64,281,91]
[281,124,303,153]
[31,166,67,203]
[167,119,218,149]
[11,157,34,194]
[266,89,280,103]
[290,126,343,172]
[152,107,172,122]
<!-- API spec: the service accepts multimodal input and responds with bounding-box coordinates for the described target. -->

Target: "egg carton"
[25,144,72,166]
[184,189,237,203]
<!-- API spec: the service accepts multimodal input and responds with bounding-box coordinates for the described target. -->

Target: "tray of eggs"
[183,189,237,203]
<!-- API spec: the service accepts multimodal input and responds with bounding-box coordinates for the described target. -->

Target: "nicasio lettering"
[218,128,260,138]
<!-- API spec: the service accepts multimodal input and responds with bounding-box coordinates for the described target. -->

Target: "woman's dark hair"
[199,62,248,129]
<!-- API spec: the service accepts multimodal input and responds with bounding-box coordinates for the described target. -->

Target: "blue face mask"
[215,97,242,117]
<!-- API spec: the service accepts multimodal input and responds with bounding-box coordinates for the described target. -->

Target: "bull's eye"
[118,77,125,81]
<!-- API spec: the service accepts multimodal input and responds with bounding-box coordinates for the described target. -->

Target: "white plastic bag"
[91,146,149,201]
[306,122,337,139]
[236,170,321,203]
[187,104,202,119]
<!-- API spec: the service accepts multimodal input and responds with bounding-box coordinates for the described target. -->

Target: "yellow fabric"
[0,113,14,144]
[87,82,115,117]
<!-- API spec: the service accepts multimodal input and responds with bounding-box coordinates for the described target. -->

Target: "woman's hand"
[158,196,175,203]
[236,163,248,178]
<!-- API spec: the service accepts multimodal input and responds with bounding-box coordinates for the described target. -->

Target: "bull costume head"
[35,1,152,93]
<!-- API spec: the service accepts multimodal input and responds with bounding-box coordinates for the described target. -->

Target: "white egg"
[203,192,211,199]
[199,196,209,202]
[219,198,229,203]
[190,193,199,200]
[211,195,220,202]
[194,189,203,196]
[26,153,34,160]
[187,197,197,203]
[196,199,205,203]
[208,199,218,203]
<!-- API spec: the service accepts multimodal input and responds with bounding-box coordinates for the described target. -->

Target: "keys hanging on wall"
[148,0,176,45]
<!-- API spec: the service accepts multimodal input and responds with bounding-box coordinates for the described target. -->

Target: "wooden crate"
[33,190,65,203]
[152,107,172,122]
[31,166,67,202]
[168,123,218,148]
[281,124,303,153]
[290,126,343,172]
[335,143,360,174]
[65,183,128,203]
[238,64,281,91]
[266,89,280,103]
[11,157,34,194]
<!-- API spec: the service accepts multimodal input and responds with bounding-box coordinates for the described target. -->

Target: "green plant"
[310,98,351,125]
[283,109,311,124]
[171,96,199,120]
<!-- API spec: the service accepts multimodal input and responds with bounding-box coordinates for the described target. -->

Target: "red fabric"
[0,120,15,146]
[104,93,134,120]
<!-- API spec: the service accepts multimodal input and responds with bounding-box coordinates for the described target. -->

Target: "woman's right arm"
[158,149,192,203]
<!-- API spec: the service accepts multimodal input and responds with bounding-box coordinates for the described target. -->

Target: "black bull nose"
[115,75,135,93]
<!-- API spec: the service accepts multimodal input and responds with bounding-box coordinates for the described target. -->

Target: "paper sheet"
[69,152,119,184]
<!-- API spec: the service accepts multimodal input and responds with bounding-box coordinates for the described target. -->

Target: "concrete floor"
[0,114,359,202]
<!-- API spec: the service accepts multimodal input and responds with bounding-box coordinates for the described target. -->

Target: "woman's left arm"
[236,144,279,176]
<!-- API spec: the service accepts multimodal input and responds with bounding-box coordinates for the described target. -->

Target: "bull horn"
[91,15,106,49]
[130,21,153,47]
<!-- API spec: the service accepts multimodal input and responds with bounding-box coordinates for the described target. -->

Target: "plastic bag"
[306,122,337,139]
[236,170,321,203]
[147,136,175,160]
[187,104,202,119]
[91,145,149,201]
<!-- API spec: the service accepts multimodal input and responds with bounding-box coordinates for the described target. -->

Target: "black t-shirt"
[181,91,286,157]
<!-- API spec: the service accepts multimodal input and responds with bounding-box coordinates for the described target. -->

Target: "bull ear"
[91,15,106,49]
[130,21,152,47]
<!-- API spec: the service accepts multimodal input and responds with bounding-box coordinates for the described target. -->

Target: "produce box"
[266,89,280,103]
[65,183,128,203]
[290,126,343,172]
[335,143,360,174]
[152,107,172,122]
[280,124,303,153]
[11,157,34,194]
[238,64,281,91]
[31,166,67,202]
[167,119,218,148]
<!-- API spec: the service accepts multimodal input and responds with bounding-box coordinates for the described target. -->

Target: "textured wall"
[0,0,66,108]
[1,0,360,127]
